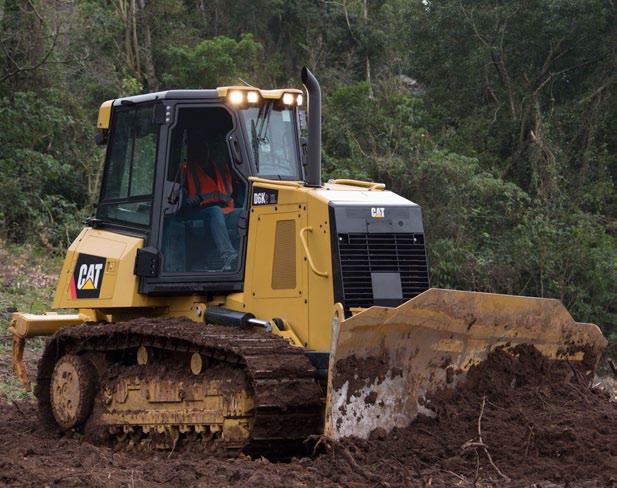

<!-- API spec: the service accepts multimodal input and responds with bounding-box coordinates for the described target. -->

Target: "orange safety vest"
[184,162,234,214]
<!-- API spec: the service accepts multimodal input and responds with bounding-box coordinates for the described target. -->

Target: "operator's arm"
[181,163,202,207]
[184,191,201,207]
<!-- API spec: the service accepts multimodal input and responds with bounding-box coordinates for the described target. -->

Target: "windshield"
[241,103,301,179]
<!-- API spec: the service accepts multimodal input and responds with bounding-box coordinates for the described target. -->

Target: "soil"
[332,353,402,401]
[0,344,615,487]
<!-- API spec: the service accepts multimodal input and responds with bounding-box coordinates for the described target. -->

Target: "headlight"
[296,94,303,106]
[282,92,295,105]
[247,91,260,104]
[229,90,244,104]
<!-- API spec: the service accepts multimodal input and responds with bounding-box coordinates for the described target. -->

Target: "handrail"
[248,176,303,188]
[328,178,385,190]
[299,226,329,277]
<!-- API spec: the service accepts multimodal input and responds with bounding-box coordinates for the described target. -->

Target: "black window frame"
[96,102,160,231]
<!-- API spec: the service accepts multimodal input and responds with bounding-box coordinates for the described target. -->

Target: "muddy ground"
[0,344,615,487]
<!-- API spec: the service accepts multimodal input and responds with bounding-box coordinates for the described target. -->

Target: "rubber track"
[35,317,324,448]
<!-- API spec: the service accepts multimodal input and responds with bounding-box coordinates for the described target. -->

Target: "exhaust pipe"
[301,67,321,187]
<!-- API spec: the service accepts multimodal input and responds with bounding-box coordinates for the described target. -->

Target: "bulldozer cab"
[94,89,304,294]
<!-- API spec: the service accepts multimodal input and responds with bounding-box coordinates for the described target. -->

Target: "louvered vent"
[337,233,429,311]
[271,219,296,289]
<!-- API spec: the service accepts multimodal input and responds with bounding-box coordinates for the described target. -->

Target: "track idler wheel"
[50,354,97,429]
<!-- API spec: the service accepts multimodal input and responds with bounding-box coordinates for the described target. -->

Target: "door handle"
[299,226,328,277]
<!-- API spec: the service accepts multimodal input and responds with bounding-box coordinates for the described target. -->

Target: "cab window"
[241,103,301,179]
[97,104,158,227]
[160,106,246,274]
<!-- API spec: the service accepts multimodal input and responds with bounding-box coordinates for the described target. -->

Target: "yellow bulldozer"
[9,68,607,451]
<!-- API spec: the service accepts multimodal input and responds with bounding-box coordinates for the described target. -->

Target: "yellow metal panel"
[231,186,312,347]
[53,228,201,312]
[305,190,335,352]
[232,182,337,352]
[253,210,303,299]
[97,100,113,129]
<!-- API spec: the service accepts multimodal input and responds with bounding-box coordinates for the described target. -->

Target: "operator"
[182,135,241,271]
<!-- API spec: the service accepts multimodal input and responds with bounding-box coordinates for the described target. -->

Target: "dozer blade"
[325,288,607,440]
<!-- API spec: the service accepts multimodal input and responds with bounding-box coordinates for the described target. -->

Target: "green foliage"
[0,0,614,342]
[161,34,263,88]
[508,209,617,334]
[0,91,96,248]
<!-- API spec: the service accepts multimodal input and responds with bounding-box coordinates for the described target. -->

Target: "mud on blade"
[325,288,607,440]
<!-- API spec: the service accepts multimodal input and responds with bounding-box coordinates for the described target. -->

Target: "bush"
[0,91,99,249]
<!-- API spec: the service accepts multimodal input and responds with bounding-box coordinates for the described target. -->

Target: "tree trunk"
[137,0,159,91]
[363,0,373,99]
[131,0,142,79]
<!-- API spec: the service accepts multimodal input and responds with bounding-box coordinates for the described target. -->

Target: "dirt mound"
[327,345,617,487]
[0,345,615,487]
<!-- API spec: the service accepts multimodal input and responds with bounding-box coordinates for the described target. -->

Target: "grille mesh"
[271,220,296,289]
[337,233,429,310]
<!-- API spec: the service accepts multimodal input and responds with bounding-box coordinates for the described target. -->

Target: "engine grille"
[336,233,429,311]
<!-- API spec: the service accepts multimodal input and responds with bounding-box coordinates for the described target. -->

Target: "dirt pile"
[325,345,617,487]
[0,345,615,487]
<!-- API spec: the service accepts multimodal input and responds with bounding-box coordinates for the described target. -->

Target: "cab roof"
[111,86,303,107]
[99,86,303,129]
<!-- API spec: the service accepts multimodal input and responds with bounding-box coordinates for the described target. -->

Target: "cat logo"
[371,207,385,218]
[69,253,106,299]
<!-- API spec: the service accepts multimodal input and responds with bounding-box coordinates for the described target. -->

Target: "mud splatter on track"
[0,344,615,487]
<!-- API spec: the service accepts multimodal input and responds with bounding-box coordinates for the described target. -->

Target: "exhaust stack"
[301,67,321,187]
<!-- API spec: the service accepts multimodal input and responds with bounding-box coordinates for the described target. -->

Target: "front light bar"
[219,86,303,107]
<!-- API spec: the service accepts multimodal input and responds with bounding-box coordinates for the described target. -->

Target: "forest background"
[0,0,615,347]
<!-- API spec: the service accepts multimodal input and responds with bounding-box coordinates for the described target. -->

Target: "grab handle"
[299,226,329,277]
[329,179,385,190]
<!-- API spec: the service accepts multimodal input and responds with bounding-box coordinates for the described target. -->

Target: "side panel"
[53,228,154,309]
[235,185,312,347]
[306,193,336,352]
[227,183,336,352]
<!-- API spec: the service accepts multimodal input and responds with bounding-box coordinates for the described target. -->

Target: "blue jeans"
[183,205,241,258]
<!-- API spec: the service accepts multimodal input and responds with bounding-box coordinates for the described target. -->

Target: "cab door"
[139,102,252,295]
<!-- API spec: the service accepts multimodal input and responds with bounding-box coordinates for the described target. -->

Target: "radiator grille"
[337,233,429,311]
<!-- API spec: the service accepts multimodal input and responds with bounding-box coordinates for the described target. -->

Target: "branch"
[461,396,511,482]
[533,55,607,96]
[459,3,523,120]
[609,358,617,378]
[458,1,491,48]
[0,26,60,83]
[580,76,616,104]
[25,0,46,25]
[322,0,360,44]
